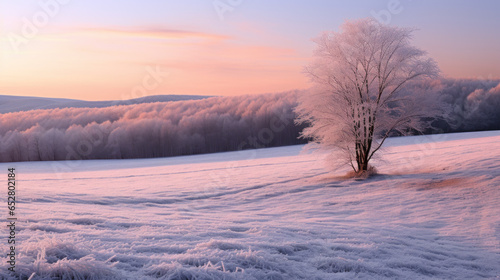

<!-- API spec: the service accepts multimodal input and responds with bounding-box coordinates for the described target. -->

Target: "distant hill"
[0,95,210,113]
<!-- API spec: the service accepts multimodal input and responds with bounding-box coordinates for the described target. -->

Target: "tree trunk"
[356,140,371,172]
[358,156,368,171]
[354,106,373,173]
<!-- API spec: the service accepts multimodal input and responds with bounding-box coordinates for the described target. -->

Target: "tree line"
[0,92,306,162]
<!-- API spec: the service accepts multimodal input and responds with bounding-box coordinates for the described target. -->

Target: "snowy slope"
[0,131,499,279]
[0,94,209,113]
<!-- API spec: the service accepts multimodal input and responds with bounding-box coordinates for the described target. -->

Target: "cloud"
[68,26,231,41]
[0,24,307,99]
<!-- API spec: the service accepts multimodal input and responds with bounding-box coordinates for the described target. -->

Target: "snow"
[1,131,499,279]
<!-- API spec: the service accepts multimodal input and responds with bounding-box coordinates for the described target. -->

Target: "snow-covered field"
[1,131,499,279]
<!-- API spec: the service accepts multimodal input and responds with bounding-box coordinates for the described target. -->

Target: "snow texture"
[0,131,499,279]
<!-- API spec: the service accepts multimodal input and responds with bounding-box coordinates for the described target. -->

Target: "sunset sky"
[1,0,499,101]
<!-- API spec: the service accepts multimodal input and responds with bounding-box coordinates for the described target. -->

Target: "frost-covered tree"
[296,18,440,174]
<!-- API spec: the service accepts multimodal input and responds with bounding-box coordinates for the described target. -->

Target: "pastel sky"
[0,0,499,101]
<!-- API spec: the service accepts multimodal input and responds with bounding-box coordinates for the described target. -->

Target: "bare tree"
[295,18,440,174]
